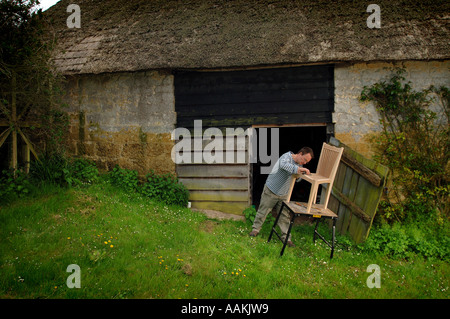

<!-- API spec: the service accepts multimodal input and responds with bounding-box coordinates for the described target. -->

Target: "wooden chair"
[268,143,344,258]
[301,142,344,213]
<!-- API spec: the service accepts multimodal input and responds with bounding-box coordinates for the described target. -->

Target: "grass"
[0,181,448,299]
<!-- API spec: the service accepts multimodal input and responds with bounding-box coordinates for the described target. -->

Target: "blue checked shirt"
[266,151,302,196]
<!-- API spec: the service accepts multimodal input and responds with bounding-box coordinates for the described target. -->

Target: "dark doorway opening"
[251,126,327,209]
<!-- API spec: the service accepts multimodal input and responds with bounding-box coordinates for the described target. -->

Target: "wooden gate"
[322,137,389,243]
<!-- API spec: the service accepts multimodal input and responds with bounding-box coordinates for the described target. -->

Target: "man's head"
[296,147,314,165]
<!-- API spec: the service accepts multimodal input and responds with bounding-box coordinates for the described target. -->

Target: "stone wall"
[63,70,176,175]
[334,60,450,158]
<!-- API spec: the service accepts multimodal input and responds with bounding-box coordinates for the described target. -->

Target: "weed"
[109,165,139,192]
[67,158,99,186]
[140,170,189,207]
[108,166,189,207]
[0,169,32,202]
[243,206,275,234]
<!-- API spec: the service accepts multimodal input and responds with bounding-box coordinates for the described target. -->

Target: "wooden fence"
[323,137,389,243]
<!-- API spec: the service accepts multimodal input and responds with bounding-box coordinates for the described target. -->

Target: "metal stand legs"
[268,202,337,259]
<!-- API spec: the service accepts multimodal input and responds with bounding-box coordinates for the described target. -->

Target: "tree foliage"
[0,0,68,161]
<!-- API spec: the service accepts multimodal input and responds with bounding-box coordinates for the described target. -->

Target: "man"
[249,147,314,247]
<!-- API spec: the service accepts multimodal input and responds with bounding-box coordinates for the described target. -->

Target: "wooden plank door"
[323,137,389,243]
[175,129,251,215]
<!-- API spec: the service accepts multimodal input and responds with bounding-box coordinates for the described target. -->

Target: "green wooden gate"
[322,137,389,243]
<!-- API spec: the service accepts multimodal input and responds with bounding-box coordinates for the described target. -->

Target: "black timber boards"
[174,65,334,129]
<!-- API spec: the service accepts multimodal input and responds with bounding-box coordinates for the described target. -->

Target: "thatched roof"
[45,0,450,75]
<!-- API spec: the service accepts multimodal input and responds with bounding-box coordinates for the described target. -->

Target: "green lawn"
[0,182,448,299]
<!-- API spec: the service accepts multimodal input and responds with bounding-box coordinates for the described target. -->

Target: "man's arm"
[279,153,311,175]
[279,153,299,174]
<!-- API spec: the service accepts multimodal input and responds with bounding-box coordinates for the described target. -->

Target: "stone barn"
[45,0,449,216]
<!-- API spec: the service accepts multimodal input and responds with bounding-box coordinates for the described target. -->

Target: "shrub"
[360,69,449,223]
[67,158,99,187]
[29,154,99,187]
[109,165,139,193]
[140,170,189,207]
[29,153,70,185]
[360,222,449,260]
[243,206,257,225]
[0,169,32,202]
[108,166,189,207]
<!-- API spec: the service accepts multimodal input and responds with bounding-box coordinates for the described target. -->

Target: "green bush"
[0,169,32,202]
[108,166,189,207]
[140,170,189,207]
[360,223,449,260]
[29,154,99,187]
[109,165,139,192]
[243,206,257,224]
[29,153,69,185]
[66,158,99,187]
[5,160,189,208]
[0,156,99,202]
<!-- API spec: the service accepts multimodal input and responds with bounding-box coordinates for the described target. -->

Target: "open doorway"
[251,125,328,209]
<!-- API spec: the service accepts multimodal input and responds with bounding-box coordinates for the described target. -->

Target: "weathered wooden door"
[323,137,389,243]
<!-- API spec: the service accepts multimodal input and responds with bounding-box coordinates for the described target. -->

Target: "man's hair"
[297,147,314,159]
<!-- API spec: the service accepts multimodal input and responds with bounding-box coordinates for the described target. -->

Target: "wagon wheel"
[0,72,40,174]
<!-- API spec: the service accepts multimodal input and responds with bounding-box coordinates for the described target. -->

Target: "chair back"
[316,142,344,180]
[285,143,343,204]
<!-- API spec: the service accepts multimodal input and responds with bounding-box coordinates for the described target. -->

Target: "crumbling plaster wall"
[334,60,449,158]
[64,70,176,175]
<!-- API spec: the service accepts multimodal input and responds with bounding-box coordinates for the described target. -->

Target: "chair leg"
[306,181,319,214]
[322,183,333,210]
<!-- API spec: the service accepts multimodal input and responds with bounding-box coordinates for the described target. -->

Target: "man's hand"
[297,167,310,175]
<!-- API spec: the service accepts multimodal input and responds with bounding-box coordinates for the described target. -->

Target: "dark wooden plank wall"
[174,65,334,215]
[174,65,334,128]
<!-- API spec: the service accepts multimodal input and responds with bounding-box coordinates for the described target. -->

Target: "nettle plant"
[109,166,189,207]
[141,170,189,207]
[360,69,449,223]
